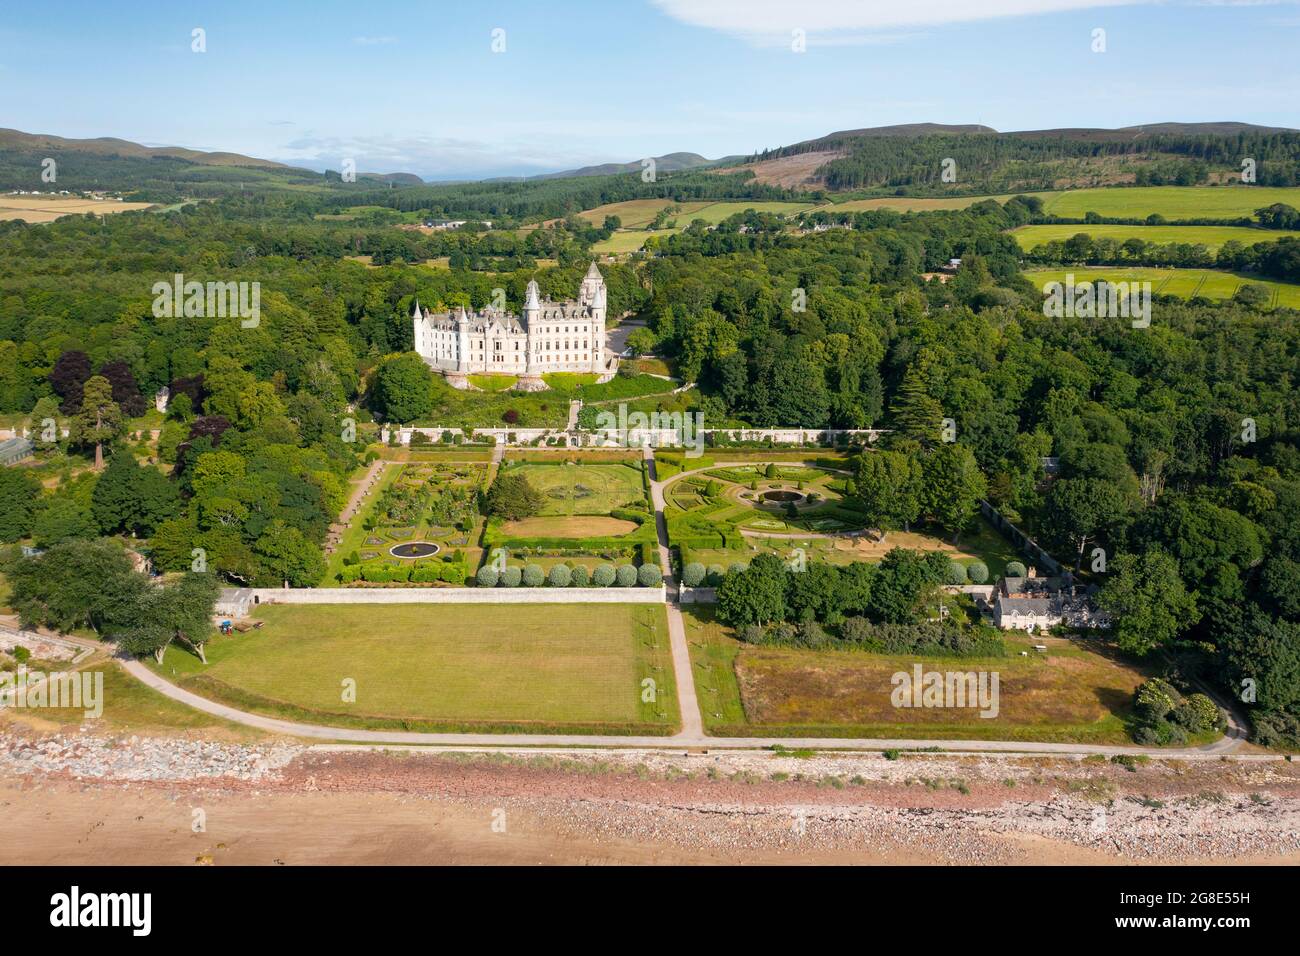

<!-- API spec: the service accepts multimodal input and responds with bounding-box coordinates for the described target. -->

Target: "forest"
[0,177,1297,746]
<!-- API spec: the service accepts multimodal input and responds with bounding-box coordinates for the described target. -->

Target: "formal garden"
[663,457,1018,587]
[477,452,663,587]
[326,460,489,585]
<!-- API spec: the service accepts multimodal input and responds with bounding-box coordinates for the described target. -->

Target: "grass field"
[683,608,1151,743]
[828,194,1028,212]
[0,194,155,222]
[509,461,646,515]
[2,661,264,740]
[591,200,817,254]
[1012,223,1300,251]
[499,515,640,538]
[153,604,678,733]
[1023,267,1300,308]
[1037,185,1300,220]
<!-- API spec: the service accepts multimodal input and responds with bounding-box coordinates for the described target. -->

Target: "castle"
[413,262,611,390]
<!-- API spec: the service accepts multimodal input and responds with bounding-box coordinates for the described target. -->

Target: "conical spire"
[411,298,421,319]
[585,261,602,280]
[525,279,540,309]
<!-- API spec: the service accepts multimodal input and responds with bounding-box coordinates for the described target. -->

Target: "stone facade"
[413,262,610,389]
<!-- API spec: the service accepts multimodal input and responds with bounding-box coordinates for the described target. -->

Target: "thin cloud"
[352,36,398,45]
[651,0,1151,45]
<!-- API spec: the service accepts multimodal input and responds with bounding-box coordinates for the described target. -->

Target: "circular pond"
[389,541,441,559]
[762,490,804,503]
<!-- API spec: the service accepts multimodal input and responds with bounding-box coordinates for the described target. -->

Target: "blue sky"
[2,0,1298,180]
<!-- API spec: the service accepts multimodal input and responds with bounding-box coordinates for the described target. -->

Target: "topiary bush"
[615,564,638,587]
[638,564,663,587]
[946,561,968,585]
[682,562,706,587]
[500,565,523,587]
[1005,560,1028,578]
[476,566,500,587]
[548,564,572,587]
[966,561,989,584]
[522,564,545,587]
[706,564,725,585]
[728,562,747,576]
[592,564,616,587]
[570,564,589,587]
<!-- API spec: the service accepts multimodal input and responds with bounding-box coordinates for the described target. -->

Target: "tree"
[91,452,180,536]
[253,520,325,587]
[0,469,41,542]
[852,449,922,541]
[27,396,62,450]
[49,350,91,414]
[1097,550,1201,656]
[98,360,148,418]
[716,553,788,627]
[68,375,124,470]
[484,473,542,520]
[6,539,140,634]
[371,352,434,423]
[889,366,943,442]
[1042,477,1132,571]
[866,548,946,624]
[921,443,987,542]
[110,572,221,664]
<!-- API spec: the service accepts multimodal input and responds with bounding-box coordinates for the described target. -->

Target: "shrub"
[592,564,616,587]
[500,566,523,587]
[1135,678,1181,721]
[343,550,361,566]
[522,563,545,587]
[615,564,638,587]
[727,562,747,576]
[11,646,31,665]
[706,564,725,585]
[548,564,572,587]
[1005,561,1028,578]
[570,564,589,587]
[476,566,500,587]
[682,561,706,587]
[638,564,663,587]
[1176,693,1224,734]
[966,561,989,584]
[945,561,968,585]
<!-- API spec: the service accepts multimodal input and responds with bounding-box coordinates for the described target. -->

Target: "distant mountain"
[0,128,290,168]
[532,151,741,180]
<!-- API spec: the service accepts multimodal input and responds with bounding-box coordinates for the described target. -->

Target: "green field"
[1037,186,1300,220]
[592,200,816,254]
[1013,223,1300,251]
[828,194,1028,212]
[1023,267,1300,308]
[683,608,1155,743]
[509,461,646,515]
[154,603,678,733]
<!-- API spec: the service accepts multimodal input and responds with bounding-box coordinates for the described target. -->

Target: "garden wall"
[244,587,667,606]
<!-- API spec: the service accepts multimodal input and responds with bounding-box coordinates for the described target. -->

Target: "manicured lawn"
[500,515,640,538]
[154,603,678,734]
[1022,267,1300,308]
[683,607,1149,743]
[508,461,646,515]
[1013,223,1300,251]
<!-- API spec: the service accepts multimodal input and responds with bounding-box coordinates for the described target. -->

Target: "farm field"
[828,193,1030,212]
[154,604,678,734]
[1023,267,1300,308]
[591,200,817,254]
[683,608,1151,743]
[0,194,155,222]
[1012,223,1300,251]
[1037,185,1300,219]
[573,198,713,227]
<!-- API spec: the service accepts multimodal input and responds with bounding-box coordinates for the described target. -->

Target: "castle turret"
[455,305,470,373]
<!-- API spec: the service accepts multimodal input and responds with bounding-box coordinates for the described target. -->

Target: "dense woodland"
[1,166,1299,746]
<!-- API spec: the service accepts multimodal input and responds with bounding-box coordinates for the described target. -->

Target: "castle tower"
[455,306,470,373]
[518,280,546,390]
[579,263,607,371]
